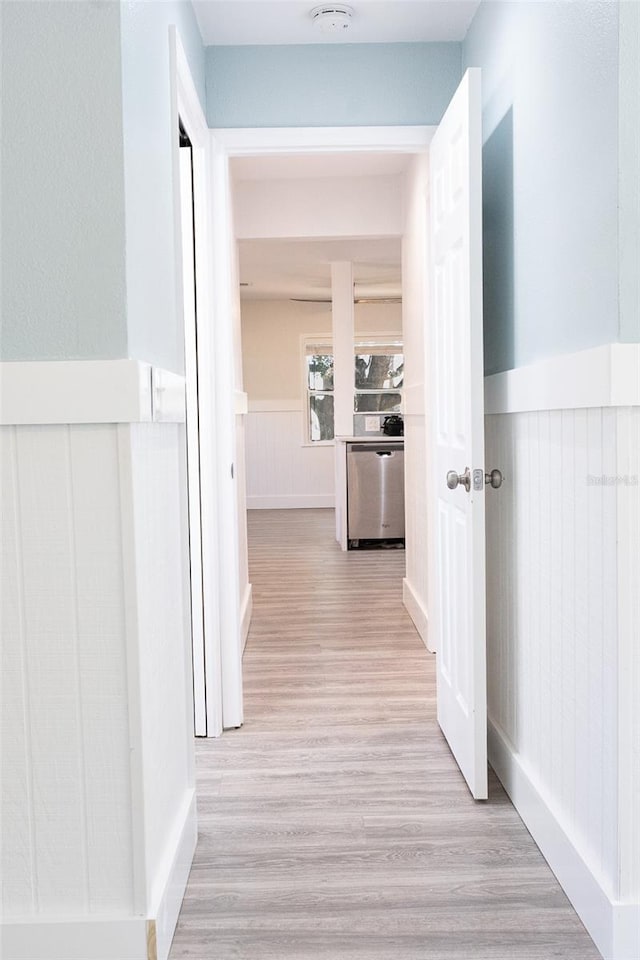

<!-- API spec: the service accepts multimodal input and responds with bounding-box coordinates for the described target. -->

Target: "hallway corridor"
[169,509,599,960]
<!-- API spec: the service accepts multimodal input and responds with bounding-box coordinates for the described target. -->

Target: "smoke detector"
[311,5,353,35]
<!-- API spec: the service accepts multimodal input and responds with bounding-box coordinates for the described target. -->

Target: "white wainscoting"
[485,405,640,960]
[1,419,195,960]
[245,404,335,509]
[1,424,135,916]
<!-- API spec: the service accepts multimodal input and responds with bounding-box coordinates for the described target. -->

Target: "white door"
[430,68,488,799]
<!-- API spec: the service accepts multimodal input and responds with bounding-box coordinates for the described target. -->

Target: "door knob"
[485,468,503,489]
[446,467,471,492]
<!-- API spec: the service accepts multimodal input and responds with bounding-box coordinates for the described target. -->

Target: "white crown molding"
[0,360,186,425]
[484,343,640,415]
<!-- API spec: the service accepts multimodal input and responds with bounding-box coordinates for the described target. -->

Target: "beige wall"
[241,299,403,402]
[242,300,331,402]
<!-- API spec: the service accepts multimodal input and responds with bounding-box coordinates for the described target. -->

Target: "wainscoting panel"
[1,424,134,916]
[485,406,640,958]
[245,409,335,509]
[2,421,196,960]
[616,407,640,905]
[486,408,619,889]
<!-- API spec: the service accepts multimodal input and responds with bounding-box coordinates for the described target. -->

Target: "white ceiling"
[238,237,402,301]
[233,153,406,300]
[232,151,412,181]
[193,1,480,46]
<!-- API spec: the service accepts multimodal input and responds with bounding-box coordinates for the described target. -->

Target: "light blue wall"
[618,0,640,344]
[463,1,620,374]
[1,1,128,361]
[120,1,206,373]
[0,0,206,369]
[206,43,461,128]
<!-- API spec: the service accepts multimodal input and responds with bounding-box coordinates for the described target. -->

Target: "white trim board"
[0,360,186,425]
[484,343,640,414]
[148,789,197,960]
[247,494,335,510]
[402,578,430,651]
[171,28,226,739]
[0,918,147,960]
[212,125,436,155]
[489,720,640,960]
[240,583,253,654]
[152,368,187,423]
[235,390,249,415]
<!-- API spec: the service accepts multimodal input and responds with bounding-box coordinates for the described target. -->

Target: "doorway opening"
[227,147,430,728]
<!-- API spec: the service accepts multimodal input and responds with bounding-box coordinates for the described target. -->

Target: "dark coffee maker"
[382,415,404,437]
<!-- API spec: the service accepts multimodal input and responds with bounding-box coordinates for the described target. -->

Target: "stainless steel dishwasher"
[346,442,405,545]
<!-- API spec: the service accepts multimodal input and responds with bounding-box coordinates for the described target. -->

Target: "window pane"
[309,393,334,441]
[354,392,402,413]
[306,354,334,391]
[354,354,404,390]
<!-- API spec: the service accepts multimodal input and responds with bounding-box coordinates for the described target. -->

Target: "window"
[303,337,403,442]
[353,345,404,432]
[305,342,334,442]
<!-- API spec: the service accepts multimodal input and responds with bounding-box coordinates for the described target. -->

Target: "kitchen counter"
[335,435,404,443]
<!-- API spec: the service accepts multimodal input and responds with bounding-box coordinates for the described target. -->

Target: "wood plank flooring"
[169,509,600,960]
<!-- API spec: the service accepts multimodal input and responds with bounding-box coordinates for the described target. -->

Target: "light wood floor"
[170,509,599,960]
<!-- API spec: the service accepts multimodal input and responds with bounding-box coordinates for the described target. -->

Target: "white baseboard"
[240,583,253,653]
[1,785,197,960]
[1,918,147,960]
[148,788,197,960]
[247,495,335,509]
[489,720,640,960]
[402,578,430,651]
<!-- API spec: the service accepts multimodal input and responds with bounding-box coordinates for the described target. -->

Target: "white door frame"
[207,124,435,731]
[170,31,223,737]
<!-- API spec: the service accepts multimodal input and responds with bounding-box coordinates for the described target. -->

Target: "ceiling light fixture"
[311,4,354,35]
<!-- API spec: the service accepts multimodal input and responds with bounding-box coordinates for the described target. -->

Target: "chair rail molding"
[485,343,640,414]
[0,360,186,425]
